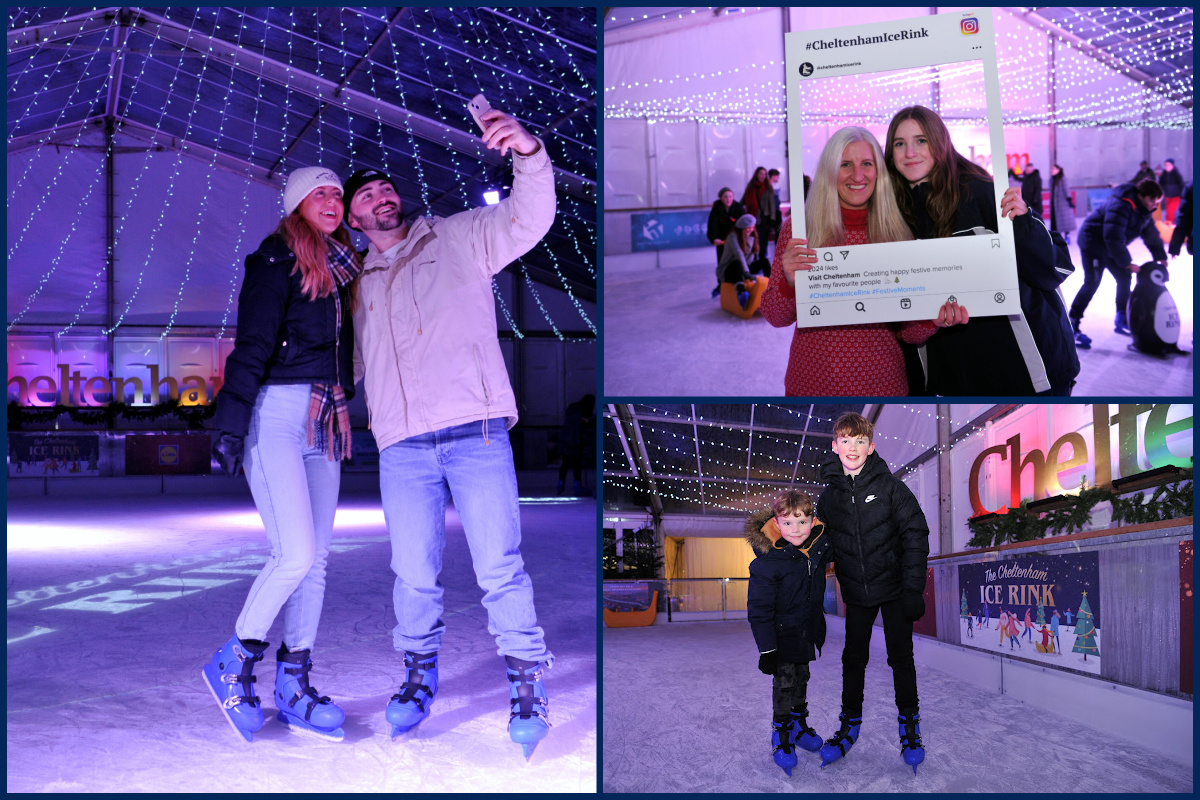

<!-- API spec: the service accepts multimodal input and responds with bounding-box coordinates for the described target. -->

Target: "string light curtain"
[7,7,597,339]
[604,6,1192,129]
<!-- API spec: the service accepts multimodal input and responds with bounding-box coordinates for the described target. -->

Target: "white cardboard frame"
[784,8,1020,328]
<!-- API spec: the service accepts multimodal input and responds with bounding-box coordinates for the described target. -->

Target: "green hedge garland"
[967,472,1193,548]
[7,400,216,430]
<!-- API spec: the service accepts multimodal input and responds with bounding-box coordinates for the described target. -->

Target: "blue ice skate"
[898,710,925,774]
[819,712,862,767]
[788,703,823,752]
[274,645,345,741]
[202,634,269,742]
[771,719,798,776]
[506,656,550,761]
[386,651,438,738]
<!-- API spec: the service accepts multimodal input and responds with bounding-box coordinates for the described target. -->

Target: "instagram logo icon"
[961,16,979,34]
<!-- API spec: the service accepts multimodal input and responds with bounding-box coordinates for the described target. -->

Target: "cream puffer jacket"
[351,141,556,452]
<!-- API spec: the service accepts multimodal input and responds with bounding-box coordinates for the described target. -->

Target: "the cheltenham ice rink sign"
[957,552,1101,676]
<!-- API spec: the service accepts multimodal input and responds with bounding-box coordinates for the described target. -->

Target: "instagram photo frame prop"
[784,8,1019,328]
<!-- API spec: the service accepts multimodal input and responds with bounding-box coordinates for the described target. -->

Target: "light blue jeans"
[235,384,341,651]
[379,421,553,665]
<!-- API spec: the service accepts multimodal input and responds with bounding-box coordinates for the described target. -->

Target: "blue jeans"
[379,421,553,665]
[235,384,341,651]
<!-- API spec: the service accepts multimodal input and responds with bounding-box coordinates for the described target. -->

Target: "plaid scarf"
[308,235,362,461]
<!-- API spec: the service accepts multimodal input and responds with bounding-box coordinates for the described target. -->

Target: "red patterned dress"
[760,209,936,396]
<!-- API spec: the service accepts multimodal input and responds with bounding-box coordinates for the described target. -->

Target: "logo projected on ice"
[960,17,979,35]
[799,62,814,77]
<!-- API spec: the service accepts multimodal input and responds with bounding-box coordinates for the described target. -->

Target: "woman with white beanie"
[203,166,362,742]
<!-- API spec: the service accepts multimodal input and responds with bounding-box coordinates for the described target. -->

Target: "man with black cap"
[342,106,556,759]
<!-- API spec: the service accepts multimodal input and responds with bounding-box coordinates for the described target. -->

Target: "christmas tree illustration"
[1071,592,1099,660]
[960,589,969,619]
[1035,600,1046,626]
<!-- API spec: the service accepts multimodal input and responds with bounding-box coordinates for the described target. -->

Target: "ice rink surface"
[8,476,597,792]
[603,616,1193,793]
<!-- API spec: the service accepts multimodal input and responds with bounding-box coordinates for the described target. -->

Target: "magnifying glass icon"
[855,302,866,312]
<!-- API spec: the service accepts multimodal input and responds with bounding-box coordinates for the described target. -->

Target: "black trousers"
[841,599,919,717]
[1069,250,1131,321]
[772,661,810,719]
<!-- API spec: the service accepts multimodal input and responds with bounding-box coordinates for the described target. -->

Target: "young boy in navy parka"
[745,489,833,776]
[816,412,931,773]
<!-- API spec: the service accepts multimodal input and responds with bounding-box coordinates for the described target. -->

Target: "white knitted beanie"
[282,166,343,215]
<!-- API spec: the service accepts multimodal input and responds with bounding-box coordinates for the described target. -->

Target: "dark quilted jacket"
[816,450,929,608]
[745,508,833,663]
[214,234,355,436]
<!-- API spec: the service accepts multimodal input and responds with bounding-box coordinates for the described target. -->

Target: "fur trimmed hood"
[744,506,826,556]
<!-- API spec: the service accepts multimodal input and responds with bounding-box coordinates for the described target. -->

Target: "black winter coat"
[1169,183,1193,256]
[214,234,356,436]
[1159,167,1184,199]
[906,178,1079,396]
[1077,183,1167,267]
[706,199,746,245]
[1021,169,1043,215]
[745,508,833,663]
[816,451,929,608]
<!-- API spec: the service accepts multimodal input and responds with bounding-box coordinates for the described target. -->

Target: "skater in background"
[1037,625,1053,653]
[816,412,930,773]
[1050,610,1062,654]
[966,614,974,638]
[1048,165,1076,244]
[557,393,595,495]
[1021,162,1044,217]
[763,126,967,396]
[1158,158,1185,224]
[998,609,1008,647]
[982,601,990,629]
[1023,608,1035,641]
[1068,178,1166,342]
[884,105,1079,396]
[342,104,554,758]
[1169,182,1193,257]
[745,489,834,776]
[716,214,760,309]
[1064,607,1073,626]
[706,186,746,268]
[1131,161,1155,185]
[206,166,361,742]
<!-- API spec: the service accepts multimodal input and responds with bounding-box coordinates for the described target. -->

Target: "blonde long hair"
[805,126,913,248]
[274,213,356,302]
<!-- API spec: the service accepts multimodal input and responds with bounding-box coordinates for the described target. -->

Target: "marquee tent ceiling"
[7,7,598,306]
[603,403,1019,518]
[603,6,1192,124]
[604,403,869,516]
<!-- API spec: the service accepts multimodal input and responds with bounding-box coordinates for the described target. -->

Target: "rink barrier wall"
[909,624,1193,770]
[929,519,1192,697]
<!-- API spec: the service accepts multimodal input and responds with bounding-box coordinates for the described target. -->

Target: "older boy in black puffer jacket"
[745,489,833,776]
[816,412,931,774]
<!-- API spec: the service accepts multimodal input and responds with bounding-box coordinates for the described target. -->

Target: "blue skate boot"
[788,703,823,752]
[386,651,438,738]
[273,644,345,741]
[505,656,550,761]
[898,709,925,774]
[771,718,798,776]
[202,634,269,742]
[819,711,862,767]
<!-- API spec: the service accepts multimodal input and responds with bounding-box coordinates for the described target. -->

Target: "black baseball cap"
[343,168,399,206]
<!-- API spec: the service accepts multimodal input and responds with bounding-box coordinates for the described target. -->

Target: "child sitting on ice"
[745,489,833,776]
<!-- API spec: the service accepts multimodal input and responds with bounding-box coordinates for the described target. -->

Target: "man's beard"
[353,204,402,232]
